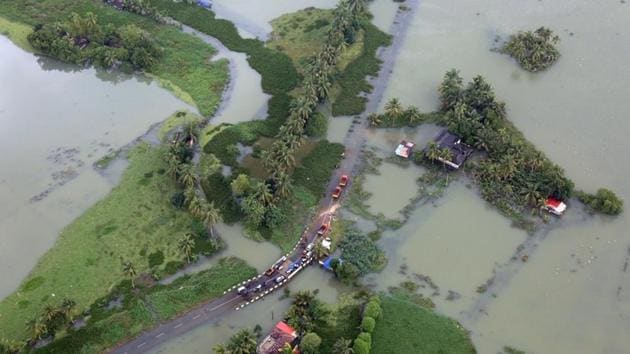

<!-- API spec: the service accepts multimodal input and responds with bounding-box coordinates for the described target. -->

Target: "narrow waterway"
[0,37,194,299]
[373,0,630,352]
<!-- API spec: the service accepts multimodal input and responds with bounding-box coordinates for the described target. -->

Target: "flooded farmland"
[375,0,630,352]
[2,0,629,352]
[0,36,193,299]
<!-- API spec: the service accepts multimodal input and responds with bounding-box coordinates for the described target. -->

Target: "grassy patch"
[0,143,205,341]
[332,23,391,116]
[268,8,335,73]
[36,258,255,353]
[293,140,345,197]
[146,0,298,96]
[0,15,34,51]
[0,0,228,116]
[147,258,257,320]
[158,110,203,142]
[371,296,475,354]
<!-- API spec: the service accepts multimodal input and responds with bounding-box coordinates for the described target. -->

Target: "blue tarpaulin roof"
[321,256,342,271]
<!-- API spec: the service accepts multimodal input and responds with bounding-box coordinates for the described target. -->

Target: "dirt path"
[109,2,419,353]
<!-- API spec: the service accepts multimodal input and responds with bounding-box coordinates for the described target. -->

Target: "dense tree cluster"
[576,189,623,215]
[439,69,574,216]
[260,0,367,201]
[367,97,425,128]
[28,12,161,70]
[165,123,222,244]
[212,328,258,354]
[103,0,165,23]
[286,291,330,335]
[500,27,560,72]
[337,226,386,278]
[24,299,77,346]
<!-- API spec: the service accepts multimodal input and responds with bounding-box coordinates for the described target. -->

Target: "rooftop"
[395,140,415,158]
[433,130,474,169]
[258,321,298,354]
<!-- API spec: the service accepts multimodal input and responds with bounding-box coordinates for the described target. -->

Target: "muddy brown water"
[0,36,194,299]
[373,0,630,352]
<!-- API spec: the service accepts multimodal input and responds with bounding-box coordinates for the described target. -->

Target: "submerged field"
[371,296,475,354]
[0,0,228,116]
[0,143,218,340]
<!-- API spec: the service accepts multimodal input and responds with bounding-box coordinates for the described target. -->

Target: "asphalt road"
[109,1,419,353]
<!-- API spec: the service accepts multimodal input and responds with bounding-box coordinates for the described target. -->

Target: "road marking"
[137,342,146,348]
[156,333,165,338]
[174,323,183,329]
[192,314,201,320]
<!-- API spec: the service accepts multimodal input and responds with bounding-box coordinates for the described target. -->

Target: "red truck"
[339,175,349,187]
[332,186,342,199]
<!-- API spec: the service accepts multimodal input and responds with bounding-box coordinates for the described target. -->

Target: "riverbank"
[0,0,229,116]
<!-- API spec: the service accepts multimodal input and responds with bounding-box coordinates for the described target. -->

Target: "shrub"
[361,316,376,333]
[364,301,382,319]
[352,338,370,354]
[300,332,322,354]
[305,112,329,138]
[576,189,623,215]
[500,27,560,72]
[357,332,372,344]
[147,251,165,268]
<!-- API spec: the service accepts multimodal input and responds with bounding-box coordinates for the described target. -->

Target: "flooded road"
[0,37,193,299]
[373,0,630,352]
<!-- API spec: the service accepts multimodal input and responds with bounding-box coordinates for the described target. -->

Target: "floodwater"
[0,37,193,299]
[180,26,270,125]
[211,0,338,39]
[373,0,630,352]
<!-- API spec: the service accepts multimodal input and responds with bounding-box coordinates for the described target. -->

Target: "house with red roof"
[258,321,299,354]
[544,197,567,216]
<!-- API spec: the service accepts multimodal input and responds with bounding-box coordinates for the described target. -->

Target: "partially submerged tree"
[500,27,560,72]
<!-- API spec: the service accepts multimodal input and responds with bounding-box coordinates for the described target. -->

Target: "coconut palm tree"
[202,203,221,238]
[384,98,403,120]
[344,0,366,15]
[368,112,382,127]
[405,106,422,125]
[177,163,197,189]
[30,320,48,341]
[178,233,196,264]
[424,142,441,162]
[332,338,353,354]
[274,171,293,199]
[227,329,257,354]
[122,261,137,289]
[253,182,274,206]
[188,196,204,219]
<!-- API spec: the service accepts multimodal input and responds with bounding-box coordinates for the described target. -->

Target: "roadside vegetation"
[576,188,623,215]
[500,27,561,72]
[35,258,255,354]
[371,296,475,354]
[0,0,229,115]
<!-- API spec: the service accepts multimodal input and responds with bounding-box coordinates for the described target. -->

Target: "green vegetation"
[0,143,222,342]
[36,258,255,354]
[145,0,299,96]
[337,224,387,278]
[159,110,203,142]
[500,27,560,72]
[368,98,443,128]
[304,112,329,138]
[28,12,162,70]
[437,69,622,226]
[576,188,624,215]
[0,0,228,115]
[0,15,34,51]
[212,328,258,354]
[332,23,391,116]
[371,296,475,354]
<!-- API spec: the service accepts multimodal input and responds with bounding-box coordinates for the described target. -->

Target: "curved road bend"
[110,1,419,353]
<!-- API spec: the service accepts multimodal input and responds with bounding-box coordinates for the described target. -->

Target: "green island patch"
[371,296,475,354]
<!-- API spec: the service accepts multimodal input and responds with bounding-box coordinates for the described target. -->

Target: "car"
[286,267,295,274]
[264,268,276,276]
[305,251,313,259]
[317,224,330,236]
[339,175,349,187]
[237,286,247,295]
[254,284,262,292]
[332,186,342,199]
[306,243,314,251]
[275,275,286,283]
